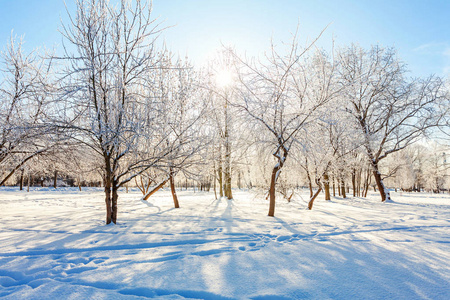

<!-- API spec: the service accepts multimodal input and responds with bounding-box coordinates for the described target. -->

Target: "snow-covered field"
[0,187,449,299]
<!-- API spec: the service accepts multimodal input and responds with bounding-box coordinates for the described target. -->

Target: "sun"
[215,69,234,88]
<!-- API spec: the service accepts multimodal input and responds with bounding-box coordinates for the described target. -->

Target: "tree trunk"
[27,173,30,192]
[104,154,114,225]
[308,185,323,210]
[268,145,288,217]
[105,176,112,225]
[224,176,233,199]
[372,161,391,202]
[332,176,335,197]
[352,169,356,197]
[53,170,58,189]
[356,168,361,197]
[169,168,180,208]
[363,167,369,197]
[323,172,330,201]
[338,181,341,196]
[213,166,217,200]
[218,165,223,198]
[142,177,170,200]
[19,169,24,191]
[341,179,346,198]
[224,154,233,200]
[111,182,118,224]
[308,180,313,198]
[237,171,241,190]
[268,165,278,217]
[223,100,233,200]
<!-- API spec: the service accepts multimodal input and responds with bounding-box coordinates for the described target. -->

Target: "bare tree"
[338,45,447,202]
[142,51,207,207]
[232,31,337,216]
[0,35,55,186]
[206,52,239,200]
[59,0,174,224]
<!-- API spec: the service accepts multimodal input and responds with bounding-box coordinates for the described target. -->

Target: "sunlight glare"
[215,69,234,88]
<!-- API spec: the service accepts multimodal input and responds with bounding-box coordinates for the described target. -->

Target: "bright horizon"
[0,0,449,77]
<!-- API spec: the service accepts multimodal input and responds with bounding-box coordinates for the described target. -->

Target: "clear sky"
[0,0,449,77]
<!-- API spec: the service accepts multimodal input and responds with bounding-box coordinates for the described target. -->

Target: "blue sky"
[0,0,449,77]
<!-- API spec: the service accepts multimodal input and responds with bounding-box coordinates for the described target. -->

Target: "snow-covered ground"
[0,187,449,299]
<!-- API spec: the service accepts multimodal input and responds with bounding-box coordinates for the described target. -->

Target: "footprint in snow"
[239,242,259,252]
[276,235,291,242]
[93,258,107,264]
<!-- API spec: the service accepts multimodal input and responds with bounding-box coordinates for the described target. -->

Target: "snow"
[1,187,449,299]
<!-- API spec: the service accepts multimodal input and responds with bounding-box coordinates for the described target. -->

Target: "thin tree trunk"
[169,167,180,208]
[142,177,170,200]
[237,171,241,190]
[356,168,361,197]
[363,167,371,198]
[213,165,217,199]
[308,185,323,210]
[371,160,391,202]
[323,172,330,201]
[104,154,114,225]
[225,175,233,199]
[268,146,288,217]
[341,178,346,198]
[224,156,232,199]
[338,181,341,196]
[352,169,356,197]
[223,101,232,200]
[105,177,112,225]
[218,163,223,198]
[363,172,367,197]
[268,166,278,217]
[27,173,30,192]
[308,180,313,198]
[53,170,58,189]
[332,176,335,197]
[19,169,24,191]
[111,182,118,224]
